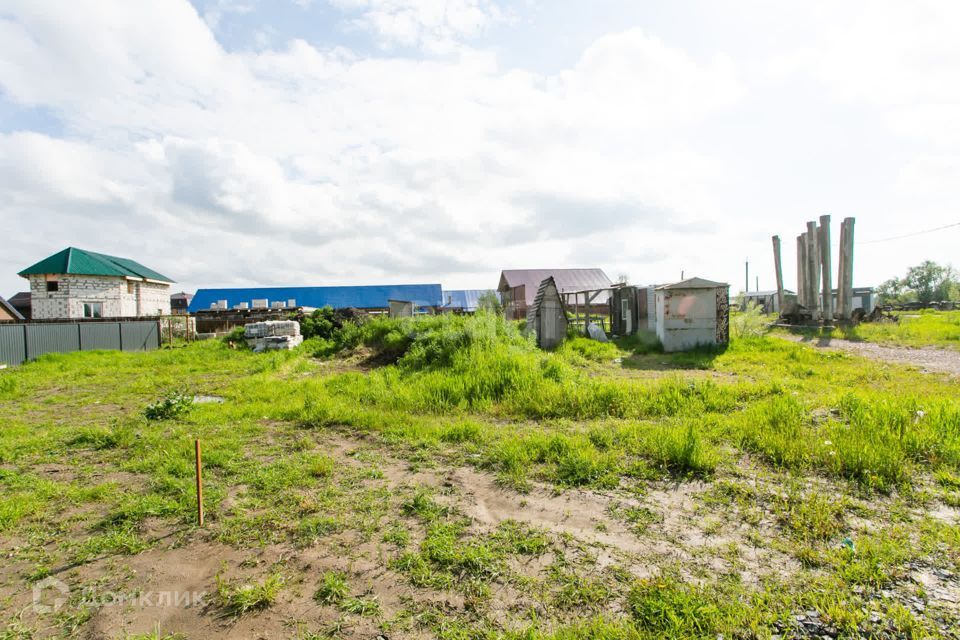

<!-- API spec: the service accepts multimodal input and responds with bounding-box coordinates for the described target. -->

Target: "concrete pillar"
[836,222,847,319]
[839,217,855,320]
[806,221,820,319]
[797,234,806,307]
[772,235,784,313]
[818,215,833,322]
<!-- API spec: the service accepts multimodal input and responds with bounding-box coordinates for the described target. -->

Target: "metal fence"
[0,321,160,366]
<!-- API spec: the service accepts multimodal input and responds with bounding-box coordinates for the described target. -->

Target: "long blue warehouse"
[189,284,443,313]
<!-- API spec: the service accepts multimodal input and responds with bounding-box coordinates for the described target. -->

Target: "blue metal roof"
[189,284,443,313]
[441,289,497,312]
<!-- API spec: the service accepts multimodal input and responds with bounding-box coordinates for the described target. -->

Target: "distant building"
[498,269,612,320]
[189,284,442,314]
[741,289,796,315]
[655,277,730,352]
[5,292,30,320]
[0,296,24,322]
[441,289,497,313]
[831,287,875,314]
[170,291,194,314]
[18,247,174,320]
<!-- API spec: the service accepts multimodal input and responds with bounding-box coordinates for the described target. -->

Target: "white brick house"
[18,247,174,320]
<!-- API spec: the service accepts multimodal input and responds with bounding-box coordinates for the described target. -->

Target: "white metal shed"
[655,278,730,352]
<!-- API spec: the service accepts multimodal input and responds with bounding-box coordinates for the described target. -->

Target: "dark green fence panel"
[0,321,161,365]
[26,324,81,359]
[0,325,26,366]
[80,323,122,351]
[120,322,160,351]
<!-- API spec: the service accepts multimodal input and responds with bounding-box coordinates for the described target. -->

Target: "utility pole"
[745,260,749,295]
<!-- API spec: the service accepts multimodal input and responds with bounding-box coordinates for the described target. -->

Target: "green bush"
[299,306,338,340]
[222,327,248,349]
[144,390,193,421]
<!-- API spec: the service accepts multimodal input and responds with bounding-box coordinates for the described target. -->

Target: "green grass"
[215,571,284,615]
[793,309,960,349]
[314,571,348,604]
[1,313,959,638]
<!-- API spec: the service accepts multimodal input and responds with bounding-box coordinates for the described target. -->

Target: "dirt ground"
[2,432,823,640]
[781,334,960,376]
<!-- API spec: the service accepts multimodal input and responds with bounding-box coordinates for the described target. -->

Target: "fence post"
[22,325,29,362]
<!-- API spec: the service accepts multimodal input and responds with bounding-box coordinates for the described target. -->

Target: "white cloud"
[330,0,505,53]
[14,1,959,295]
[0,1,745,293]
[770,0,960,145]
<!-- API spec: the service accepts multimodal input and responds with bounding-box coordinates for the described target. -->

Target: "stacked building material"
[244,320,303,351]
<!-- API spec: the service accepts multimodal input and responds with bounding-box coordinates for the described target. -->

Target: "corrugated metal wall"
[0,325,26,366]
[121,322,159,351]
[26,324,80,359]
[0,321,160,366]
[80,323,122,351]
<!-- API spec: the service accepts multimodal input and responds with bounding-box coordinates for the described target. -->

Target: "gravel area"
[781,335,960,377]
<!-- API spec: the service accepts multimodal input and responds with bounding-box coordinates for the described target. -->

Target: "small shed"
[388,300,414,318]
[655,278,730,352]
[527,277,568,349]
[610,285,655,336]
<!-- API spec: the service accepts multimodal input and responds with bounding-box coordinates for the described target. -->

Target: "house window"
[46,281,59,292]
[621,299,629,320]
[127,281,135,294]
[83,302,103,319]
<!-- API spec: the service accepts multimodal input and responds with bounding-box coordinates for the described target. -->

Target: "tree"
[476,290,503,315]
[903,261,957,304]
[876,277,910,305]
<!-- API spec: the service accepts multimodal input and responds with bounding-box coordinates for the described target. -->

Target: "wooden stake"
[195,439,204,527]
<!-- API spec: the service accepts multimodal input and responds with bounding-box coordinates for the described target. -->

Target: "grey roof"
[499,269,612,305]
[170,292,194,301]
[0,296,24,320]
[657,277,729,290]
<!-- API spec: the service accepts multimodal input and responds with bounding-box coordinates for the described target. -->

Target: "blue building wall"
[189,284,443,313]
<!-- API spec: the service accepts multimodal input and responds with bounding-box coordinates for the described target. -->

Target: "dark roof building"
[498,268,611,320]
[189,284,443,313]
[6,292,31,320]
[170,292,194,314]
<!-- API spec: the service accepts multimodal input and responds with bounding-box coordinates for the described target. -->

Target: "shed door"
[542,299,557,344]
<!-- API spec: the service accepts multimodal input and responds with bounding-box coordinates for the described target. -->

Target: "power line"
[859,221,960,245]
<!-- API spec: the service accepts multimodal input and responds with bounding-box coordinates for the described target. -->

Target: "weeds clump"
[215,572,284,616]
[222,327,248,349]
[313,571,348,604]
[144,390,193,421]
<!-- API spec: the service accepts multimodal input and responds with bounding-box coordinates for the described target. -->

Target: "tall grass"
[832,310,960,349]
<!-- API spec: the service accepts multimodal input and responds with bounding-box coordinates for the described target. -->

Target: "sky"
[1,0,958,299]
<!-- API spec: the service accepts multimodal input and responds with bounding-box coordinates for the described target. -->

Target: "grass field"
[1,313,959,639]
[823,310,960,350]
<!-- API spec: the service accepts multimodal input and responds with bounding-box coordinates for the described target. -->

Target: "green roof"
[18,247,174,283]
